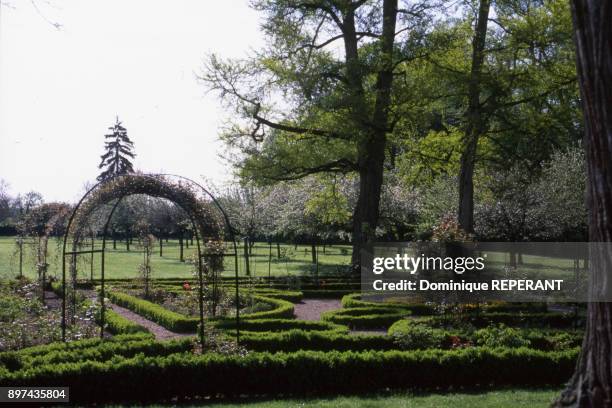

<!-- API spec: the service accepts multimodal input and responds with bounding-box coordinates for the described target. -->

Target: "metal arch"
[63,177,206,343]
[61,178,112,341]
[99,196,126,338]
[153,173,241,342]
[60,173,241,345]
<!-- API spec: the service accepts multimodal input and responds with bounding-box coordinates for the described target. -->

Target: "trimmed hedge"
[212,319,348,334]
[241,296,295,320]
[103,308,149,335]
[5,334,153,358]
[321,307,410,329]
[0,347,579,404]
[106,291,199,332]
[0,336,193,372]
[237,330,394,352]
[107,291,293,331]
[341,293,436,315]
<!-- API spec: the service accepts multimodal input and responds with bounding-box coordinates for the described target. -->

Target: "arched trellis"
[60,173,241,347]
[18,202,71,303]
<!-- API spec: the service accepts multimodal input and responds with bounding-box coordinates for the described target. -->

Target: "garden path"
[43,290,62,309]
[293,299,341,320]
[44,290,190,341]
[107,303,192,341]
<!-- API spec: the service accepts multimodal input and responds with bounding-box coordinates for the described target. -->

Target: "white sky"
[0,0,263,202]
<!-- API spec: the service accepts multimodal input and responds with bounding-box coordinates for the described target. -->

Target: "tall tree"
[415,0,578,233]
[457,0,491,233]
[202,0,435,268]
[556,1,612,406]
[97,117,136,182]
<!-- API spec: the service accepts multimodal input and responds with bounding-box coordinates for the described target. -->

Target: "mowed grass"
[0,235,579,283]
[0,236,352,281]
[142,389,561,408]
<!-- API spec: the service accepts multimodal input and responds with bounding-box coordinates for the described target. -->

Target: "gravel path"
[108,303,192,341]
[293,299,342,321]
[43,290,190,341]
[349,330,388,336]
[43,290,62,310]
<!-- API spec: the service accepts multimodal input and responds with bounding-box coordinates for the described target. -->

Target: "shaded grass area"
[141,389,560,407]
[0,237,351,280]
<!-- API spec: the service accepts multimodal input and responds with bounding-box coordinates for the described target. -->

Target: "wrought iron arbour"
[60,173,241,346]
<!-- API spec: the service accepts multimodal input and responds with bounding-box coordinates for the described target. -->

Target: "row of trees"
[219,144,586,244]
[202,0,580,268]
[205,1,612,400]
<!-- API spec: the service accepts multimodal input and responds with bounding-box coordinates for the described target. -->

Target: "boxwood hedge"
[321,307,410,329]
[0,347,579,404]
[212,318,347,334]
[106,291,294,332]
[102,308,150,335]
[236,330,394,352]
[341,293,436,315]
[106,291,199,332]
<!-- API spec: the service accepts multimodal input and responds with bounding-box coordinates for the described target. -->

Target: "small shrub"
[391,324,448,350]
[474,324,531,348]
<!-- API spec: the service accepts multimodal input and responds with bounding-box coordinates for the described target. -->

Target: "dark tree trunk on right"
[556,1,612,407]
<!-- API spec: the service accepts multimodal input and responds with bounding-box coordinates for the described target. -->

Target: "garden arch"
[60,173,240,347]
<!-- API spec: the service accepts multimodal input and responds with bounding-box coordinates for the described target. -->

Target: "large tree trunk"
[556,2,612,407]
[457,0,491,233]
[348,0,397,270]
[351,144,386,268]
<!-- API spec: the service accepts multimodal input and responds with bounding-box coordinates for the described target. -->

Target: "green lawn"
[0,236,352,281]
[142,389,560,407]
[0,234,579,284]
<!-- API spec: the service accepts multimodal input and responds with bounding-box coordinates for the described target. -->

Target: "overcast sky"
[0,0,263,202]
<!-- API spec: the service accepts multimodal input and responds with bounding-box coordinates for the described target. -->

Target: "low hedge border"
[240,296,295,320]
[106,291,199,332]
[235,330,394,352]
[0,347,579,404]
[341,293,436,315]
[1,333,152,359]
[106,291,294,332]
[103,308,150,335]
[0,336,193,373]
[321,307,410,329]
[211,319,347,334]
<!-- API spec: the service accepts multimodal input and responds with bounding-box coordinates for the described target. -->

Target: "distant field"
[0,236,352,280]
